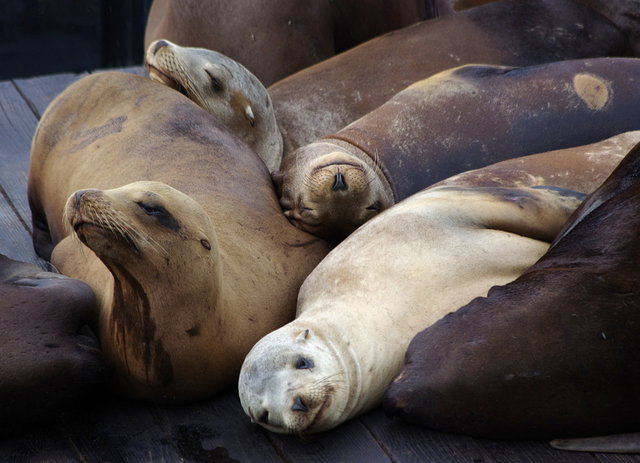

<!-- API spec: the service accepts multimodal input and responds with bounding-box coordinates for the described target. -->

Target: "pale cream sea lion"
[238,185,584,433]
[27,71,330,402]
[145,39,283,172]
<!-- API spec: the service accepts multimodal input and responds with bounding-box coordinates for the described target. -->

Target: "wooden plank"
[0,80,40,228]
[58,397,183,462]
[266,412,392,463]
[362,408,497,463]
[152,392,284,463]
[478,439,595,463]
[594,454,640,462]
[13,73,87,119]
[0,426,79,463]
[0,193,42,266]
[57,392,284,463]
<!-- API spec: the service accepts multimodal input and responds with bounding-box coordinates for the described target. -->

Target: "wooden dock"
[1,67,638,463]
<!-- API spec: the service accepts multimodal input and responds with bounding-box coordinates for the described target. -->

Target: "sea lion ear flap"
[296,329,310,343]
[244,104,255,127]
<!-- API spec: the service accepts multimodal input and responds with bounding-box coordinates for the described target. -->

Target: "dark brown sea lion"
[269,0,628,154]
[144,0,429,86]
[276,58,640,241]
[383,141,640,440]
[27,71,330,402]
[0,254,106,435]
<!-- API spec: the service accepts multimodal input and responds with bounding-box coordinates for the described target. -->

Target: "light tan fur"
[238,185,583,433]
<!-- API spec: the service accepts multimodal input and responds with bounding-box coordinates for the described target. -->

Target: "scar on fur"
[573,73,609,111]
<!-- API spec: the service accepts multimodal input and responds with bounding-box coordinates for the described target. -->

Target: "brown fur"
[144,0,429,86]
[270,0,627,153]
[277,59,640,241]
[27,72,330,402]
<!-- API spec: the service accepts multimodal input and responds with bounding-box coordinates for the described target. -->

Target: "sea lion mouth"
[72,221,140,253]
[146,64,189,98]
[305,395,331,433]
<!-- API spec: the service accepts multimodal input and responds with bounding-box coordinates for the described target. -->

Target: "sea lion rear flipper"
[551,433,640,453]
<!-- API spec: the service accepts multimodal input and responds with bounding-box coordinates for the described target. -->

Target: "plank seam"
[358,418,399,463]
[260,428,294,463]
[0,183,30,233]
[11,81,41,119]
[66,437,88,463]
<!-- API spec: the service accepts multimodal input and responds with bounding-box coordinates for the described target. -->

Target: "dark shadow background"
[0,0,152,80]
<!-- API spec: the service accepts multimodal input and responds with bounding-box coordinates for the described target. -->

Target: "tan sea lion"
[270,0,629,153]
[276,58,640,241]
[145,39,283,172]
[383,141,640,441]
[27,71,330,402]
[0,254,107,435]
[238,184,584,434]
[144,0,429,86]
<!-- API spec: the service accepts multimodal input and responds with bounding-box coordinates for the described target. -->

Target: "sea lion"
[383,141,640,440]
[0,254,107,435]
[27,71,330,402]
[145,39,283,172]
[275,58,640,241]
[238,184,584,434]
[270,0,628,153]
[144,0,429,86]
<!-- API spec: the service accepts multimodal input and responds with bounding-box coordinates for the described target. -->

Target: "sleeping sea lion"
[238,185,584,433]
[276,58,640,241]
[270,0,629,153]
[145,39,283,172]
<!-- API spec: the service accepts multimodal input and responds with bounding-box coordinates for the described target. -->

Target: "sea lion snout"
[148,39,170,57]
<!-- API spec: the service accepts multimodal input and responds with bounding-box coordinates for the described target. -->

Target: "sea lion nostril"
[291,396,309,413]
[332,172,348,191]
[151,39,170,55]
[74,190,88,209]
[258,410,269,424]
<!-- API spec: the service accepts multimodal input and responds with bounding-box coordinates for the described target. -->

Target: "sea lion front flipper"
[428,185,585,243]
[551,433,640,453]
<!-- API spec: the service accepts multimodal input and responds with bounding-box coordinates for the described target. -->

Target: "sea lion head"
[145,39,282,171]
[64,181,217,272]
[238,324,352,434]
[275,144,393,241]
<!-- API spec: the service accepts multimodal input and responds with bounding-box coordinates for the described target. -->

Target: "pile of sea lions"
[4,0,640,452]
